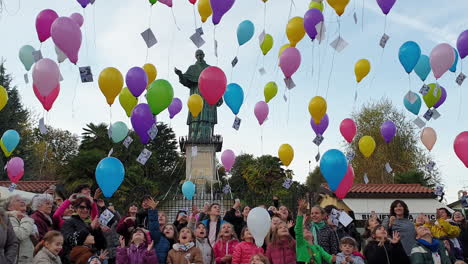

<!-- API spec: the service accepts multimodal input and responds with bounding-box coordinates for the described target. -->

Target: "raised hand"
[147,240,154,251]
[119,236,126,248]
[389,216,396,227]
[91,217,100,230]
[94,188,102,200]
[192,204,199,216]
[287,220,294,229]
[99,249,109,260]
[391,231,401,244]
[147,197,159,210]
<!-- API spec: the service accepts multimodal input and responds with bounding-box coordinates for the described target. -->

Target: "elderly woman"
[0,206,18,264]
[5,195,35,264]
[30,194,54,241]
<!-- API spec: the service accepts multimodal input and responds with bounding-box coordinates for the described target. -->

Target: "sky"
[0,0,467,203]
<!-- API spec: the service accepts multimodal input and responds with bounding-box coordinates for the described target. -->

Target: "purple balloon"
[311,114,329,135]
[131,103,155,144]
[457,30,468,59]
[433,86,447,109]
[168,97,182,119]
[376,0,396,15]
[126,67,148,97]
[380,120,397,143]
[304,8,324,40]
[210,0,235,25]
[77,0,90,8]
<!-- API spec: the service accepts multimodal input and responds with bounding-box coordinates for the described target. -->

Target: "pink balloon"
[340,118,357,143]
[454,131,468,168]
[254,101,269,125]
[430,43,455,79]
[199,66,227,105]
[32,58,60,97]
[33,84,60,111]
[7,157,24,184]
[159,0,173,7]
[70,13,84,27]
[221,149,236,172]
[280,47,301,78]
[51,17,82,64]
[334,164,354,199]
[35,9,59,43]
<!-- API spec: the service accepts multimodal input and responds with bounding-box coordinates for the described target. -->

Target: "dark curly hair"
[389,200,409,218]
[72,197,92,209]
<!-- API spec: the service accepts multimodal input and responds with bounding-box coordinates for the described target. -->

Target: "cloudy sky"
[1,0,467,203]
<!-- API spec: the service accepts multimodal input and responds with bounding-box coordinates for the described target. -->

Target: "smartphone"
[76,194,87,198]
[109,203,113,206]
[235,198,240,203]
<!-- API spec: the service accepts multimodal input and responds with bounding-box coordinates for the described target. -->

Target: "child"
[33,231,63,264]
[148,197,175,264]
[193,223,214,264]
[201,203,227,246]
[116,228,157,264]
[167,227,203,264]
[213,223,239,264]
[250,254,270,264]
[232,227,264,264]
[363,225,409,264]
[265,221,296,264]
[335,237,364,264]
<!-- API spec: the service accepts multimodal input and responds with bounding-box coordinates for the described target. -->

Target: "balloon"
[159,0,173,7]
[33,83,59,111]
[326,0,350,16]
[70,13,84,27]
[376,0,396,15]
[182,181,196,200]
[32,58,60,97]
[247,207,271,247]
[304,9,324,40]
[280,47,301,78]
[450,48,459,73]
[221,149,236,172]
[334,164,354,199]
[237,20,255,46]
[126,67,148,97]
[311,114,329,136]
[380,120,397,143]
[131,104,156,145]
[143,63,157,88]
[399,41,421,74]
[320,149,348,191]
[77,0,90,8]
[55,45,67,63]
[189,0,197,4]
[286,17,305,47]
[149,0,157,5]
[403,91,422,115]
[18,45,35,71]
[423,83,442,108]
[95,157,125,198]
[359,136,376,158]
[414,55,431,82]
[278,144,294,166]
[168,98,183,119]
[199,66,227,105]
[35,9,59,43]
[433,86,447,109]
[210,0,235,25]
[354,59,371,83]
[119,88,138,117]
[264,81,278,103]
[198,0,212,23]
[0,85,7,112]
[147,79,174,115]
[430,43,455,79]
[454,131,468,167]
[421,127,436,151]
[51,17,82,64]
[99,67,124,106]
[309,96,327,124]
[309,1,324,11]
[340,118,357,143]
[7,157,24,184]
[260,34,273,55]
[254,101,269,125]
[188,94,204,118]
[224,83,244,115]
[111,122,128,143]
[457,30,468,59]
[278,43,291,59]
[1,130,20,157]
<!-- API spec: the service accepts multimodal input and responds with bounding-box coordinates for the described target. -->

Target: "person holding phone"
[174,210,189,232]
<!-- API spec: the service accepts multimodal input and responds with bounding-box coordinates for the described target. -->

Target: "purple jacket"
[116,244,158,264]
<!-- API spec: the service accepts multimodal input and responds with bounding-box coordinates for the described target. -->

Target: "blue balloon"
[1,130,20,152]
[320,149,348,191]
[399,41,421,74]
[182,181,196,200]
[450,48,459,73]
[414,55,431,82]
[224,83,244,115]
[95,157,125,198]
[237,20,255,46]
[403,92,422,116]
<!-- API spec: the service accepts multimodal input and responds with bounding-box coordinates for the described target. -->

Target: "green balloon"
[19,45,35,71]
[423,83,442,108]
[111,121,128,143]
[149,0,157,5]
[146,79,174,115]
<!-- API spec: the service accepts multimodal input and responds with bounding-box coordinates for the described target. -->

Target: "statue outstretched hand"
[174,67,182,76]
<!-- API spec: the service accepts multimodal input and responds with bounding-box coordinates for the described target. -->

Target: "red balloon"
[340,118,357,143]
[34,83,60,111]
[454,131,468,168]
[198,66,227,105]
[334,164,354,199]
[189,0,197,4]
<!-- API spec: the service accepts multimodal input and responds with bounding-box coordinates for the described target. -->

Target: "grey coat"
[33,247,62,264]
[382,217,416,256]
[0,210,19,264]
[9,213,35,264]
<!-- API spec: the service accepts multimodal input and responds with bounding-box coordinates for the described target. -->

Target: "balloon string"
[261,126,264,155]
[192,5,197,31]
[83,8,89,62]
[230,46,240,80]
[214,26,218,65]
[287,89,291,125]
[361,0,364,32]
[71,72,80,119]
[263,3,267,31]
[316,40,321,95]
[167,23,176,78]
[458,87,463,121]
[325,47,336,99]
[408,74,411,92]
[145,8,153,63]
[383,15,387,34]
[353,82,358,109]
[171,8,181,31]
[92,3,97,49]
[243,53,260,112]
[287,0,293,20]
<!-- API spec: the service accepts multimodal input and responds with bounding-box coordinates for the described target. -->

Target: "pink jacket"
[53,199,99,229]
[213,239,240,264]
[265,239,296,264]
[232,241,264,264]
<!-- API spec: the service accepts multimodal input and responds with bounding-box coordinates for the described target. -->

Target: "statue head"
[195,49,205,63]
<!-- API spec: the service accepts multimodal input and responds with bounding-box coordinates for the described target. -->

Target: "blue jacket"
[148,209,170,264]
[201,217,227,242]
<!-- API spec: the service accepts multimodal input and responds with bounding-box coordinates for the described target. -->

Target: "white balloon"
[247,207,271,247]
[55,45,67,63]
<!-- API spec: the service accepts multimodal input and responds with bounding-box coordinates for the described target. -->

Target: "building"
[0,181,57,202]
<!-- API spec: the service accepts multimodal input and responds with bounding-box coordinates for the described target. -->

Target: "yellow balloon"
[1,140,12,158]
[260,34,274,56]
[309,1,324,11]
[188,94,203,118]
[278,43,291,58]
[198,0,212,23]
[308,96,327,124]
[327,0,350,16]
[286,17,305,47]
[359,136,376,158]
[354,59,371,83]
[264,81,278,103]
[143,63,157,88]
[119,87,138,117]
[0,85,8,111]
[98,67,124,106]
[278,144,294,166]
[261,0,268,2]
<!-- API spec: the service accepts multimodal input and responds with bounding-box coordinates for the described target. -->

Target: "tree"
[228,154,253,196]
[394,170,435,188]
[306,166,325,191]
[242,155,288,197]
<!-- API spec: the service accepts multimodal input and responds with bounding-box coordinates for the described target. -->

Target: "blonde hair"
[216,222,239,241]
[249,254,270,264]
[269,221,294,249]
[34,231,63,256]
[178,227,195,242]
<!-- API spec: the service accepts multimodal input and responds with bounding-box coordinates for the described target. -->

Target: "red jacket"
[213,239,240,263]
[265,239,296,264]
[232,241,264,264]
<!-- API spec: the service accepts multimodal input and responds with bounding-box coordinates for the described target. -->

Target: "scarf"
[311,221,326,243]
[173,242,195,252]
[417,238,440,253]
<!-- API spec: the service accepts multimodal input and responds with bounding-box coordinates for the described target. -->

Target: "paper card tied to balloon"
[196,27,204,35]
[419,84,430,96]
[423,109,433,121]
[24,74,29,84]
[413,117,426,129]
[346,151,355,162]
[8,183,17,192]
[315,152,321,162]
[258,67,266,75]
[231,57,238,67]
[431,109,441,120]
[190,32,205,48]
[141,28,157,48]
[379,34,389,48]
[363,173,369,184]
[79,66,93,83]
[123,136,133,149]
[353,12,357,24]
[258,30,266,45]
[456,73,466,86]
[405,91,417,104]
[284,77,296,90]
[313,134,324,146]
[426,161,436,171]
[282,178,292,189]
[222,184,231,194]
[315,22,326,44]
[232,116,241,130]
[107,148,114,157]
[148,123,158,140]
[33,50,43,62]
[137,148,152,165]
[214,40,218,57]
[330,36,348,53]
[385,162,393,173]
[39,118,48,135]
[283,94,287,102]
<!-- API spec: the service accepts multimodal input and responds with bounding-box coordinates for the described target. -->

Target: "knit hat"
[87,256,101,264]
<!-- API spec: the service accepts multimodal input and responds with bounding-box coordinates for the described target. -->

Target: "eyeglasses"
[78,205,90,210]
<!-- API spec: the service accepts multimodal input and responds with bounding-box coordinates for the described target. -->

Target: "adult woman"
[0,207,18,264]
[52,194,75,229]
[309,206,339,255]
[201,203,227,246]
[452,211,468,261]
[173,210,189,231]
[224,200,250,238]
[31,194,54,241]
[116,203,139,243]
[382,200,416,256]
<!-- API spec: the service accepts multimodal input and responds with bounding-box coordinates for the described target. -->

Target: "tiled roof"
[348,184,434,194]
[0,181,57,193]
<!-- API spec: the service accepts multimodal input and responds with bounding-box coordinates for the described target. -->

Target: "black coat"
[223,208,246,238]
[364,240,410,264]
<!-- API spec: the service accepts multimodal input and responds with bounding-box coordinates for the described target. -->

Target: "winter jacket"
[426,218,461,239]
[53,199,70,229]
[363,240,410,264]
[309,222,339,255]
[116,243,158,264]
[173,219,188,232]
[295,216,332,264]
[148,209,171,264]
[213,239,239,264]
[116,216,137,243]
[33,247,62,264]
[382,217,416,255]
[231,241,264,264]
[136,209,149,229]
[265,239,296,264]
[410,239,451,264]
[334,222,362,251]
[30,210,53,241]
[167,243,204,264]
[335,252,365,264]
[223,208,246,238]
[456,222,468,260]
[201,218,228,246]
[103,218,121,262]
[195,237,214,264]
[0,210,19,264]
[8,213,35,264]
[69,245,95,264]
